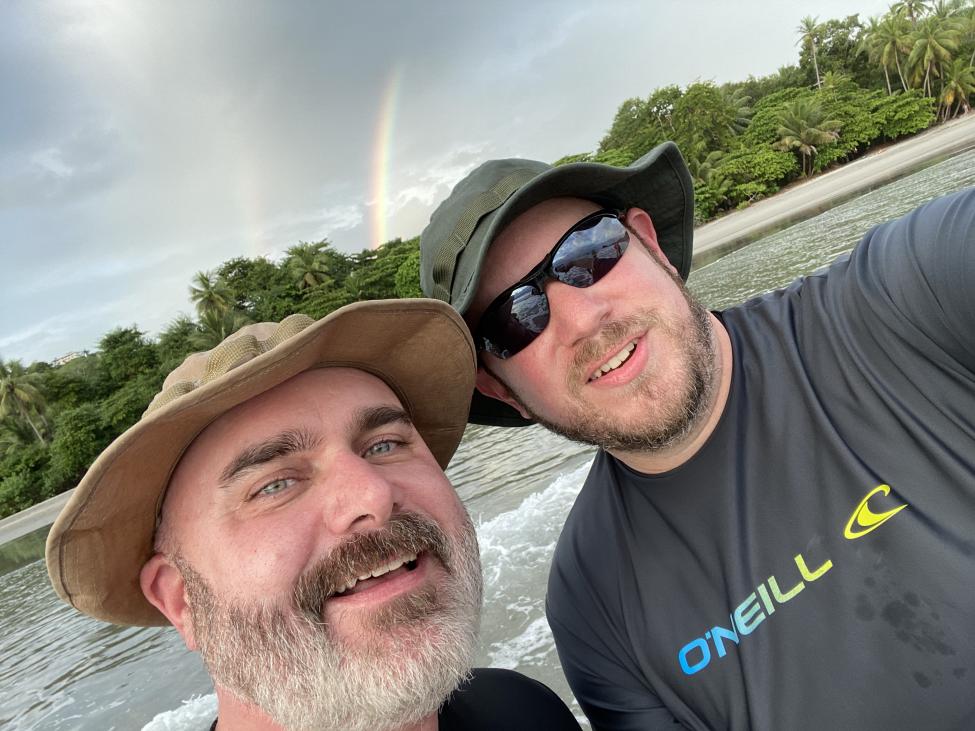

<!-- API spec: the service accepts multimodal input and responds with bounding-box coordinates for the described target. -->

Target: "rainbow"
[370,66,403,250]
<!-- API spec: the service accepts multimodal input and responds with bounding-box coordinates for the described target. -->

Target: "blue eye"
[366,439,397,457]
[256,478,293,497]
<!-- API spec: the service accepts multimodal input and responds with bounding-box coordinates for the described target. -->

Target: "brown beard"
[173,511,482,731]
[487,256,718,454]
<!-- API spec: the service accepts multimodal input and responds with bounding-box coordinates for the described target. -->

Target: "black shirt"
[210,667,580,730]
[548,188,975,729]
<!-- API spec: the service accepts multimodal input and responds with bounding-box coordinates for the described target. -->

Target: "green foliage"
[552,152,594,166]
[673,82,737,153]
[774,96,842,176]
[716,145,799,204]
[394,248,424,298]
[215,256,298,321]
[156,315,199,371]
[34,355,103,411]
[592,148,636,167]
[804,15,885,88]
[813,81,884,169]
[872,89,937,137]
[597,85,679,163]
[44,404,110,495]
[0,443,51,517]
[99,372,161,431]
[98,327,159,385]
[189,270,234,318]
[742,87,813,146]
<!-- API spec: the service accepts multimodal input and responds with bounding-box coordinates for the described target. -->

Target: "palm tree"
[892,0,931,26]
[189,270,234,318]
[909,16,961,96]
[952,0,975,65]
[862,14,914,92]
[0,360,47,444]
[190,309,253,351]
[940,57,975,117]
[0,415,36,456]
[285,242,332,291]
[797,16,823,88]
[719,87,753,136]
[773,98,842,177]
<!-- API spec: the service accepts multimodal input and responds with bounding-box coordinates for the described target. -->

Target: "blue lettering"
[733,592,766,635]
[678,638,711,675]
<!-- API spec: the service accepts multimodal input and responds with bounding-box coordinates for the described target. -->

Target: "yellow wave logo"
[844,484,908,539]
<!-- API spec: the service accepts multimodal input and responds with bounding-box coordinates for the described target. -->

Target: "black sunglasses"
[475,209,629,359]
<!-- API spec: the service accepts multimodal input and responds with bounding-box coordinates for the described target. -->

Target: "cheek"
[207,516,323,599]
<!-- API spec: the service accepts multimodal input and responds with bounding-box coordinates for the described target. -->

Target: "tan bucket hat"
[45,299,476,627]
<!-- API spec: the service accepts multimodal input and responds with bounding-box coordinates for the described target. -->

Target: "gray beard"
[174,512,482,731]
[490,271,718,454]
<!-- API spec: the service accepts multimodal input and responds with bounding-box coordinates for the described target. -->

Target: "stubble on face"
[487,252,718,454]
[173,511,482,731]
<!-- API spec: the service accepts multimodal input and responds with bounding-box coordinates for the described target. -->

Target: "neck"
[610,312,733,475]
[213,688,440,731]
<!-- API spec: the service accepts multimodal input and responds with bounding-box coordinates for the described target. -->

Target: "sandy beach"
[3,113,975,548]
[692,112,975,267]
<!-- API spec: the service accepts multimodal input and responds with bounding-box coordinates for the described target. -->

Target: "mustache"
[570,314,655,378]
[293,512,451,618]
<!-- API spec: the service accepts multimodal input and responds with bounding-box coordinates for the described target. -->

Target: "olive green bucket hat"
[419,141,694,427]
[46,299,476,626]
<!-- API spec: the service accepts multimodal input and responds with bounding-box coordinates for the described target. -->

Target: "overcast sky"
[1,0,894,363]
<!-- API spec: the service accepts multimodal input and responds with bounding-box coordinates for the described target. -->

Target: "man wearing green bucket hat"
[45,299,581,731]
[420,144,975,730]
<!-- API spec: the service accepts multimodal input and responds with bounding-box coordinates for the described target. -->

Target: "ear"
[140,553,198,651]
[475,366,530,419]
[624,207,678,276]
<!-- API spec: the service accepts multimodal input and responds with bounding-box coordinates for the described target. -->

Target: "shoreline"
[692,112,975,268]
[4,115,975,548]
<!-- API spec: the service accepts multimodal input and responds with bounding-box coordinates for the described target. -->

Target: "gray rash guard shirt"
[546,188,975,730]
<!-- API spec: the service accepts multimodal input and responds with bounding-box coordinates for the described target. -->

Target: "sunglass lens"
[552,215,628,286]
[480,284,549,358]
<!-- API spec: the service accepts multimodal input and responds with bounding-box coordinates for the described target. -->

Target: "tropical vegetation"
[2,1,974,518]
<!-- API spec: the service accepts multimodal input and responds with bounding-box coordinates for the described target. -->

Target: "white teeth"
[336,553,418,595]
[591,341,637,381]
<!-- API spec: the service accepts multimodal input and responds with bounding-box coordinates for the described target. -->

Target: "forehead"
[168,367,403,488]
[470,196,601,319]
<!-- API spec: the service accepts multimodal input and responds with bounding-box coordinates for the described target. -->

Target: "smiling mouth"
[332,552,420,598]
[588,340,637,382]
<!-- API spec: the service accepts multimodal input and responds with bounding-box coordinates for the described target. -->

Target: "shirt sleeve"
[547,536,683,731]
[846,186,975,371]
[547,610,683,731]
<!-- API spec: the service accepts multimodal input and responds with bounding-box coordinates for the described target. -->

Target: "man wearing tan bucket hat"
[45,299,580,731]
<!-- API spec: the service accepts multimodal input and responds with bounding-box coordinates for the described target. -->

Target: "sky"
[0,0,895,364]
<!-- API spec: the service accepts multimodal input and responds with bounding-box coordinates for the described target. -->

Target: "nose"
[320,451,398,536]
[543,277,613,346]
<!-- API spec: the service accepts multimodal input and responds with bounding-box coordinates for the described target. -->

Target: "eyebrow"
[216,406,414,489]
[218,427,323,487]
[351,405,414,438]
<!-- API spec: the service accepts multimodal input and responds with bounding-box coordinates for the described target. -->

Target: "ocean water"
[2,147,974,730]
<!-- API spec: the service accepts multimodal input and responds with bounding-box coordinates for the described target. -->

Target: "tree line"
[2,1,974,518]
[557,0,974,220]
[0,238,422,517]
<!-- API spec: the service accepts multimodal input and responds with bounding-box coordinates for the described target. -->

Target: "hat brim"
[45,299,476,626]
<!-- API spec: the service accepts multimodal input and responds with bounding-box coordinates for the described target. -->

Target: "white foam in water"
[475,462,590,673]
[142,694,217,730]
[487,615,554,669]
[476,461,590,592]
